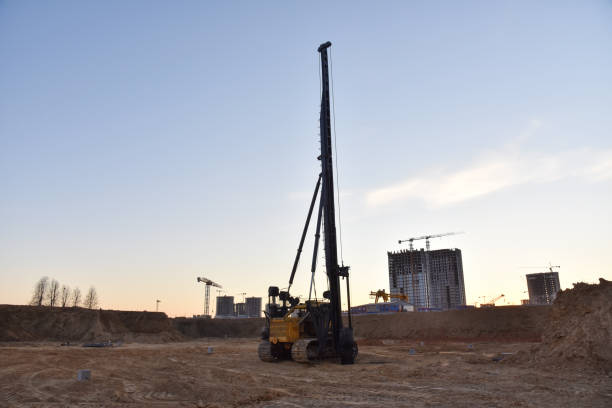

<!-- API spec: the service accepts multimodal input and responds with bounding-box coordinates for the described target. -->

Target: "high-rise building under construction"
[526,272,561,305]
[216,296,234,317]
[388,248,466,310]
[245,297,262,318]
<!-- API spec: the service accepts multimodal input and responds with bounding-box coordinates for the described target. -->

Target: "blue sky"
[1,1,611,315]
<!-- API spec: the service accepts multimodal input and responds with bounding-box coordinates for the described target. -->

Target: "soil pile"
[351,305,549,342]
[0,305,183,343]
[527,278,612,373]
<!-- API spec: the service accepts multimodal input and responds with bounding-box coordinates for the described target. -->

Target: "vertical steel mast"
[318,41,344,350]
[258,42,356,365]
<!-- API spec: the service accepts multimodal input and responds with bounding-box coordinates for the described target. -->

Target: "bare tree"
[46,279,60,307]
[84,286,98,309]
[72,287,82,308]
[30,276,49,306]
[60,285,70,308]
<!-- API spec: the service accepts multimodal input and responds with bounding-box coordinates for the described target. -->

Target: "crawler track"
[291,338,317,363]
[258,341,277,362]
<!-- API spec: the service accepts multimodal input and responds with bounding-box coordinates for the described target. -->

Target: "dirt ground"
[1,338,610,408]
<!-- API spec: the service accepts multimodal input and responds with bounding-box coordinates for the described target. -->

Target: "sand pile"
[0,305,184,343]
[526,278,612,372]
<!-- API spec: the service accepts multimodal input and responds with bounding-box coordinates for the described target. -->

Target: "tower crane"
[398,231,464,251]
[196,277,222,317]
[480,294,505,308]
[369,289,409,303]
[520,263,560,273]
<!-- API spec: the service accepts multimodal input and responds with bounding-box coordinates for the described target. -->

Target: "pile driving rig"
[258,41,358,365]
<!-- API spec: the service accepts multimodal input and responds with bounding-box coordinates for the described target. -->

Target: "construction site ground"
[1,338,611,408]
[1,279,610,407]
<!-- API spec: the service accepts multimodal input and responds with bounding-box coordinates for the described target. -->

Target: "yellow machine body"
[269,317,300,344]
[268,304,311,344]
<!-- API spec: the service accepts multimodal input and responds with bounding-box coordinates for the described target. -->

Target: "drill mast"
[318,41,347,348]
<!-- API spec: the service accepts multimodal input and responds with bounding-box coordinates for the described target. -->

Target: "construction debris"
[77,369,91,381]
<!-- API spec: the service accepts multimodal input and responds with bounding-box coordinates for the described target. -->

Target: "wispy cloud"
[366,130,612,208]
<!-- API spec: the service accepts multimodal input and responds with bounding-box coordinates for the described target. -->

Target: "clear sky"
[1,1,611,316]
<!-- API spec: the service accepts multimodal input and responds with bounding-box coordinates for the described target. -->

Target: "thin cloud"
[288,190,353,201]
[366,147,612,208]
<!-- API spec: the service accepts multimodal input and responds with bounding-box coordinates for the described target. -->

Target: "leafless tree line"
[29,277,98,309]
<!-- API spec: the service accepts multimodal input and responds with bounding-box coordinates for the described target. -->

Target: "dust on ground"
[1,338,610,408]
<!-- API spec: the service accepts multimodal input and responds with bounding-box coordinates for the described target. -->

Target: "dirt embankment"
[351,305,550,342]
[174,306,550,342]
[517,278,612,373]
[173,317,265,338]
[0,305,183,343]
[2,304,553,343]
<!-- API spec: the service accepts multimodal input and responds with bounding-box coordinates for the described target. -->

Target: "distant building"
[234,302,246,317]
[216,296,234,317]
[388,248,466,310]
[526,272,561,305]
[245,297,262,318]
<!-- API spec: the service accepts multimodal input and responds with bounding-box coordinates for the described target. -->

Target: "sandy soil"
[1,338,610,408]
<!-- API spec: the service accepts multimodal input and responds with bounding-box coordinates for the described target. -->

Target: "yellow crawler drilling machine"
[258,41,358,364]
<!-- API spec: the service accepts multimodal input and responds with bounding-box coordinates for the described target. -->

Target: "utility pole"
[156,299,161,312]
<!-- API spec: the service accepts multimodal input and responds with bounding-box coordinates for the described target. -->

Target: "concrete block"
[77,369,91,381]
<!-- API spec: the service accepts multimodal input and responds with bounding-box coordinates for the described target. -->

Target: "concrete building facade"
[245,297,262,318]
[215,296,234,317]
[234,302,246,317]
[388,248,466,310]
[526,272,561,305]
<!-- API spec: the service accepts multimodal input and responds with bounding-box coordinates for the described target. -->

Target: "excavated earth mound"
[0,305,183,343]
[523,278,612,373]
